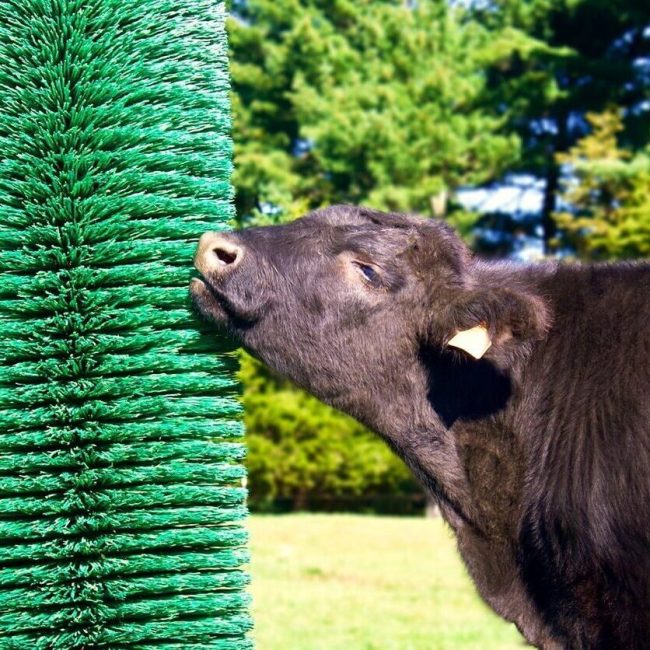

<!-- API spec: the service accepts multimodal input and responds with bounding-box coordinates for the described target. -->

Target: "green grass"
[248,513,525,649]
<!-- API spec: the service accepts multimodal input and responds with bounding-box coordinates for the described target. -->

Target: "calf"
[191,205,650,649]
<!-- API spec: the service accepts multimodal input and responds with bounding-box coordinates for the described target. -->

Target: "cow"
[190,205,650,649]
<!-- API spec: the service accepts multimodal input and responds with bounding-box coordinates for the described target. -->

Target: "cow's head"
[191,206,548,434]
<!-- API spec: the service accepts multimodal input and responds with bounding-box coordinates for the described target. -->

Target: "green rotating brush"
[0,1,252,648]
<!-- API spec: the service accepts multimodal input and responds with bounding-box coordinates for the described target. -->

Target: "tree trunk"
[425,493,439,518]
[541,114,569,255]
[292,487,309,511]
[430,189,448,218]
[541,160,559,253]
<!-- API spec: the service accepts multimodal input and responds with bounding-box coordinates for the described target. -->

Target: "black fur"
[191,205,650,649]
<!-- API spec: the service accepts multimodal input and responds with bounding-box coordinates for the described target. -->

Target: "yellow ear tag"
[447,325,492,360]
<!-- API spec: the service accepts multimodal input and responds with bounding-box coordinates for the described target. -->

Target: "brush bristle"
[0,1,251,647]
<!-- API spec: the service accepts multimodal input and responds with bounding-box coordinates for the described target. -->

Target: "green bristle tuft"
[0,1,252,648]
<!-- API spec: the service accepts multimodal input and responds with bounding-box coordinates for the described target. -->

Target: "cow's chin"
[190,276,265,335]
[190,277,231,325]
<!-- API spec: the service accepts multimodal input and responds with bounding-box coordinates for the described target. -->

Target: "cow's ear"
[430,287,550,360]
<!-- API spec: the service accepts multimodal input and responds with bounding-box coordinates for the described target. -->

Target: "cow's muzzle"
[194,231,244,278]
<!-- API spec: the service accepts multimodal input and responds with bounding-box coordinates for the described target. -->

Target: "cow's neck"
[368,354,527,540]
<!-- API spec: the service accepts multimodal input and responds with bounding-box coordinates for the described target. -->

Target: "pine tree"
[229,0,519,222]
[554,109,650,259]
[476,0,650,250]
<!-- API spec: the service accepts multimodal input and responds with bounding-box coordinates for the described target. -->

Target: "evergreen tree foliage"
[475,0,650,248]
[241,354,418,511]
[229,0,520,222]
[554,109,650,259]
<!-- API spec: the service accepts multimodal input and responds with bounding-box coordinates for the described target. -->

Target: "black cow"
[191,205,650,649]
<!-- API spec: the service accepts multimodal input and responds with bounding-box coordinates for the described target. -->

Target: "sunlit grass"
[248,513,525,649]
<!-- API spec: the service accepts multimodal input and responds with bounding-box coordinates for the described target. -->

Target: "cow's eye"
[353,261,381,287]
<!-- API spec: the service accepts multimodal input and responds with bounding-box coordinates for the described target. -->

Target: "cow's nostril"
[213,246,239,266]
[195,232,244,275]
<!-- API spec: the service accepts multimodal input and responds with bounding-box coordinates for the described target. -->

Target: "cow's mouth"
[190,275,259,329]
[191,275,233,321]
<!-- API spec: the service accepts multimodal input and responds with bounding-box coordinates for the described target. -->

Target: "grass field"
[248,513,525,649]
